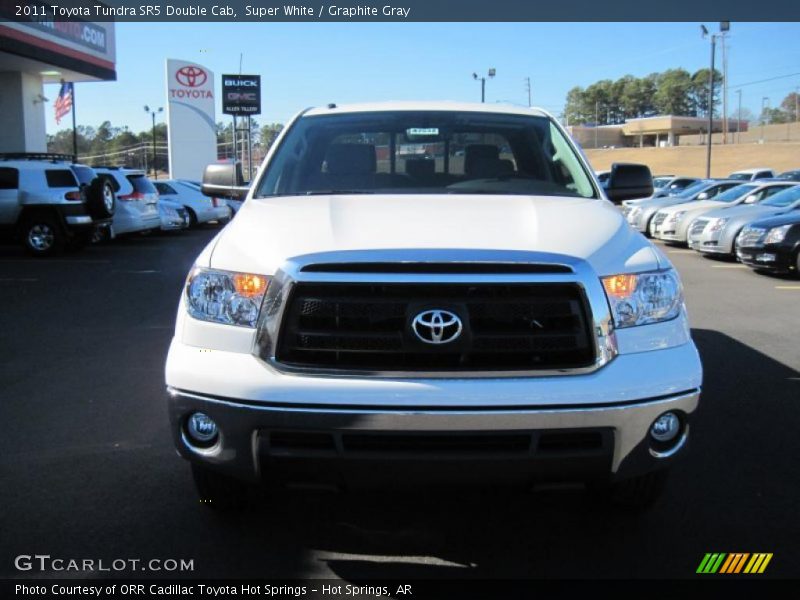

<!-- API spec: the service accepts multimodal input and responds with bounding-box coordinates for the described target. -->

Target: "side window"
[762,186,787,199]
[155,183,177,195]
[45,169,78,188]
[757,171,772,179]
[0,167,19,189]
[674,179,692,189]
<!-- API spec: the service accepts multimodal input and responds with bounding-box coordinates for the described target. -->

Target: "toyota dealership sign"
[165,59,216,180]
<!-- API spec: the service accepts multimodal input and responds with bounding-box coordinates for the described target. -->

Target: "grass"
[585,143,800,178]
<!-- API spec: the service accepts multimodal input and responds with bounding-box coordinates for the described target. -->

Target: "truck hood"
[205,194,664,276]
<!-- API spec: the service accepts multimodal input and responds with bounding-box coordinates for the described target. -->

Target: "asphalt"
[1,228,798,580]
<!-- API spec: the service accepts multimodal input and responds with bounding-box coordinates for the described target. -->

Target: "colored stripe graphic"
[699,552,773,574]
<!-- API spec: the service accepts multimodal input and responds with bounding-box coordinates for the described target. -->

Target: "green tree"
[653,69,694,116]
[689,68,724,117]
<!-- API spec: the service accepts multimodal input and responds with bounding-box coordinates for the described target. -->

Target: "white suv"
[165,102,702,510]
[0,154,115,255]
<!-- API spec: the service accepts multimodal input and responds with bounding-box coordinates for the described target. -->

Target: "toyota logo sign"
[175,66,207,87]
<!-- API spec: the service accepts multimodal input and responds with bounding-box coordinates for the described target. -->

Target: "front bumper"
[168,387,698,486]
[736,243,794,272]
[166,336,702,486]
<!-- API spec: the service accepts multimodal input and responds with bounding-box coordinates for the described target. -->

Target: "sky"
[45,21,800,135]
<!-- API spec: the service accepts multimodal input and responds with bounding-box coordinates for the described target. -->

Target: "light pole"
[701,25,716,178]
[472,68,496,103]
[524,77,532,107]
[144,105,163,179]
[761,97,769,143]
[736,89,742,144]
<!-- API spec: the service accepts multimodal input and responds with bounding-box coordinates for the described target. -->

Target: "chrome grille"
[738,227,766,247]
[690,219,708,237]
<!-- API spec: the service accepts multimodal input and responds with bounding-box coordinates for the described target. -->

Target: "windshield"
[714,184,758,203]
[761,185,800,208]
[653,177,671,188]
[254,111,597,199]
[676,181,709,199]
[728,172,752,181]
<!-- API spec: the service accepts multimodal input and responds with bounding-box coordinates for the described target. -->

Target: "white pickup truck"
[165,102,702,510]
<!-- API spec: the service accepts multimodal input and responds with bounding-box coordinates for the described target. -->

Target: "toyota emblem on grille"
[411,310,463,345]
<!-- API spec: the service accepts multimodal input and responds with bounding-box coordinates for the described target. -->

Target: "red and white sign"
[166,59,216,180]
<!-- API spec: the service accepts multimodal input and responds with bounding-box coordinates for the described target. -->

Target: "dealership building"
[0,18,116,152]
[567,115,749,149]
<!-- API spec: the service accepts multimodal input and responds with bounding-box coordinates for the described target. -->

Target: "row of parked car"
[618,168,800,277]
[0,154,238,256]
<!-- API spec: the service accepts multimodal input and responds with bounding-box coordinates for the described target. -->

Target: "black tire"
[87,178,116,219]
[186,207,198,228]
[590,469,669,511]
[794,249,800,279]
[20,214,65,256]
[191,464,253,511]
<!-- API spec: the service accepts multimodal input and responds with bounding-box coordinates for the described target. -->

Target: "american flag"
[54,83,73,125]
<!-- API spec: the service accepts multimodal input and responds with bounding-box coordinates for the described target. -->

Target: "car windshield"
[714,184,758,203]
[728,173,752,181]
[675,181,710,198]
[253,111,597,199]
[653,177,671,188]
[761,185,800,208]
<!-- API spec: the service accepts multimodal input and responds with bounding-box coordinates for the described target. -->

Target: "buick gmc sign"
[222,75,261,115]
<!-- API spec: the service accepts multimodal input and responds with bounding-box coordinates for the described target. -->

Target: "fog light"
[650,412,680,442]
[187,412,218,443]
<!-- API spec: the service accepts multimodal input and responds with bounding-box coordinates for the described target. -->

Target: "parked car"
[0,153,115,255]
[624,179,740,235]
[651,181,797,244]
[735,211,800,276]
[153,179,231,226]
[651,176,700,198]
[777,170,800,182]
[158,198,190,231]
[688,185,800,257]
[165,102,701,511]
[728,168,775,181]
[94,167,160,237]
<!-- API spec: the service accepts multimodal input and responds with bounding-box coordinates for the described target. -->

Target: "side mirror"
[201,162,249,201]
[696,192,710,200]
[743,195,759,204]
[605,163,653,204]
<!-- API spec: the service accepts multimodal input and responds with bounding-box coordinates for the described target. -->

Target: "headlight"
[708,217,729,232]
[185,267,270,327]
[764,224,791,244]
[669,210,687,223]
[602,270,683,328]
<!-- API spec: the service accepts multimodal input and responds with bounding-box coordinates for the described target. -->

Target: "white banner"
[165,59,216,180]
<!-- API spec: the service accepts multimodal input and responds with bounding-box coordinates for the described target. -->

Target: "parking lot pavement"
[1,231,798,580]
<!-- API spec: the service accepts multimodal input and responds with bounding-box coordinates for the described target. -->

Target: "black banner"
[1,0,798,22]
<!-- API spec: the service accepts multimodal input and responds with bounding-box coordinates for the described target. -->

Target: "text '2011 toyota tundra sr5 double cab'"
[165,102,702,510]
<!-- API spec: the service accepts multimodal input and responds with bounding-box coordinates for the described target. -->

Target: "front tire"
[21,215,65,256]
[191,464,253,511]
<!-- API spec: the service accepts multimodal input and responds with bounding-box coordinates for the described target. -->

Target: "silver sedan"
[688,185,800,256]
[623,179,740,234]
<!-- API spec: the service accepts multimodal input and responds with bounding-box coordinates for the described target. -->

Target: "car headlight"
[185,267,270,327]
[764,224,791,244]
[602,270,683,328]
[669,210,687,223]
[708,217,729,232]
